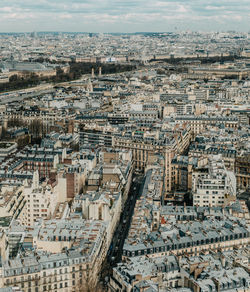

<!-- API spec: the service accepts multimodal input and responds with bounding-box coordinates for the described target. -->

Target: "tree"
[8,117,24,128]
[75,273,103,292]
[29,120,46,139]
[17,135,30,149]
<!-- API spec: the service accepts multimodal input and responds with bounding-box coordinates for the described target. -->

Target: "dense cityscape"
[0,31,249,292]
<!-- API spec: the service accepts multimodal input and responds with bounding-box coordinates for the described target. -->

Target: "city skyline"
[0,0,249,33]
[0,27,249,292]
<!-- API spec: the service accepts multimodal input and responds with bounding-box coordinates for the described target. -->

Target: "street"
[100,172,145,286]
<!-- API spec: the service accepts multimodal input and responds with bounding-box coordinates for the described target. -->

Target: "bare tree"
[29,120,46,139]
[7,117,24,128]
[75,271,105,292]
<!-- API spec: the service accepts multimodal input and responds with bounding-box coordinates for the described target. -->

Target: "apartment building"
[122,208,249,260]
[109,255,180,292]
[20,171,58,226]
[73,190,122,247]
[192,155,236,207]
[122,168,248,261]
[0,143,17,159]
[0,184,26,222]
[235,153,250,190]
[114,125,191,178]
[17,147,69,179]
[170,155,198,192]
[0,219,108,292]
[175,116,238,135]
[110,249,250,292]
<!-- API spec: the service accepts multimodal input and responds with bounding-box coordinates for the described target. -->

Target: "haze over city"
[0,1,249,292]
[0,0,249,32]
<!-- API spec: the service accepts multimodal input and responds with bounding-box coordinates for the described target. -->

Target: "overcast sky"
[0,0,249,33]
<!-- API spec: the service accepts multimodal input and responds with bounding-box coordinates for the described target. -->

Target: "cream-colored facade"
[192,156,236,207]
[20,171,58,226]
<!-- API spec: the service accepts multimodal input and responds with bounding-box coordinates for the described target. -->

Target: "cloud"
[0,0,249,32]
[58,13,73,19]
[0,7,13,12]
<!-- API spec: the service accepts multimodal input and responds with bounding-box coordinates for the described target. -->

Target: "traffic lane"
[107,179,141,263]
[109,180,141,264]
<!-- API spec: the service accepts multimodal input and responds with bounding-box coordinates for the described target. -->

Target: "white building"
[20,171,58,226]
[76,191,122,247]
[192,155,236,207]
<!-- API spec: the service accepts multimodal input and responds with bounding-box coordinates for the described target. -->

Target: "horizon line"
[0,30,247,34]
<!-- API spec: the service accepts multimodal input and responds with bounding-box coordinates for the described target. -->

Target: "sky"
[0,0,249,33]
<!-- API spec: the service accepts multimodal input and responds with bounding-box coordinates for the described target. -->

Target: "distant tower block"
[99,67,102,77]
[91,68,95,78]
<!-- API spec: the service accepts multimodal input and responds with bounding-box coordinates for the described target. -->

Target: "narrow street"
[100,173,145,287]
